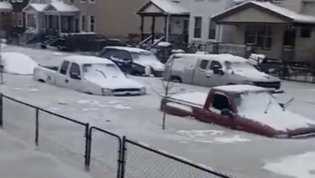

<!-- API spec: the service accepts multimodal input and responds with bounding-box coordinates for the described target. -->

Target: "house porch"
[212,1,315,61]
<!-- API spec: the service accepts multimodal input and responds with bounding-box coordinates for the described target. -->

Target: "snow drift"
[1,52,38,75]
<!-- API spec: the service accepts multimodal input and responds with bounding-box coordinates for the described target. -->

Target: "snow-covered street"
[1,45,315,178]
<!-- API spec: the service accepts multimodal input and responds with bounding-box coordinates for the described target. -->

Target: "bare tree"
[149,59,184,130]
[0,39,4,84]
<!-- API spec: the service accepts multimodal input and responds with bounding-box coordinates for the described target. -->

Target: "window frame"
[69,62,81,77]
[193,16,202,39]
[199,59,209,70]
[60,61,70,75]
[244,25,272,50]
[208,19,216,40]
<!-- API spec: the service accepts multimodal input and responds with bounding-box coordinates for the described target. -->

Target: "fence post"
[0,93,3,128]
[35,108,39,146]
[84,123,90,169]
[119,136,127,178]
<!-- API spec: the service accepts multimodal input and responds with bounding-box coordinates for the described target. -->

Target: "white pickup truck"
[33,55,146,96]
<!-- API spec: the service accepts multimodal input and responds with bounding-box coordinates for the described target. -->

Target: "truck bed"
[162,92,207,116]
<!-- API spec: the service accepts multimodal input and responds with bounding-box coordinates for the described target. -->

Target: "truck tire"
[38,79,45,83]
[170,76,182,83]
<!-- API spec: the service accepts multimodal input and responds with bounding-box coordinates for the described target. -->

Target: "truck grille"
[254,81,281,89]
[112,88,141,92]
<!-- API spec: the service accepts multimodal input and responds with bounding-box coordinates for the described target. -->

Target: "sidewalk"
[0,129,94,178]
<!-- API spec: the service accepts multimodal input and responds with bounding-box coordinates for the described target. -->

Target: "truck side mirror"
[70,72,81,80]
[279,103,284,108]
[221,108,234,118]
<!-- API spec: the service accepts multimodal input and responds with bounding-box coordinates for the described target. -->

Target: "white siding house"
[188,0,236,43]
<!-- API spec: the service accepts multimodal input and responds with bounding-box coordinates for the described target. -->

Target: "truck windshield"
[225,61,258,71]
[233,91,282,114]
[82,63,125,79]
[131,51,159,64]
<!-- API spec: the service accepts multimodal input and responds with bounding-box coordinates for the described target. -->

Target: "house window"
[193,16,202,38]
[300,26,312,38]
[183,19,188,34]
[11,12,16,26]
[283,26,296,48]
[89,0,95,2]
[81,0,86,2]
[26,14,36,28]
[17,12,23,27]
[89,15,95,32]
[208,19,216,40]
[245,25,272,50]
[81,15,86,31]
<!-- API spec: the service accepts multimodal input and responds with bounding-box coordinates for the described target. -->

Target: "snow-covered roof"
[213,85,268,93]
[106,46,150,53]
[28,3,48,12]
[48,1,78,12]
[64,56,114,65]
[0,2,12,11]
[138,0,189,15]
[212,1,315,24]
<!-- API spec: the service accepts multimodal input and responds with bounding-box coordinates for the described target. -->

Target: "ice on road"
[1,45,315,178]
[0,129,93,178]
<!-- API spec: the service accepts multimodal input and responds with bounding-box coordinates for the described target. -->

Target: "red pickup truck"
[160,85,315,138]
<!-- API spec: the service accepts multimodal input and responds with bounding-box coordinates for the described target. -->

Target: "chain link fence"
[0,94,234,178]
[121,138,232,178]
[87,126,122,178]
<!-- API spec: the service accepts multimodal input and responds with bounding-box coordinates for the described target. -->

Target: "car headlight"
[144,66,152,75]
[102,88,112,94]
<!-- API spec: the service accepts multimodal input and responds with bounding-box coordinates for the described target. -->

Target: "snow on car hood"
[234,92,315,131]
[133,58,164,71]
[85,75,144,89]
[228,67,273,80]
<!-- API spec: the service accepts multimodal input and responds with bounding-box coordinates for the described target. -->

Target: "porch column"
[151,16,156,44]
[164,14,170,41]
[58,13,61,33]
[140,15,144,41]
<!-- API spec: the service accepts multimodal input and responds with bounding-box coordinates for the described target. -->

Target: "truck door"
[206,60,226,86]
[55,60,70,87]
[67,62,83,91]
[192,59,213,87]
[207,92,235,128]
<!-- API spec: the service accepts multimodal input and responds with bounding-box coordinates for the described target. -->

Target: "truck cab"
[98,46,164,77]
[33,56,146,96]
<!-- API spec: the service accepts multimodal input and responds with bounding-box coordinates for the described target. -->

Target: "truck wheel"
[170,76,182,83]
[38,79,45,83]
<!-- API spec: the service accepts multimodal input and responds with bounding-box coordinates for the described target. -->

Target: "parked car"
[160,84,315,138]
[33,56,146,96]
[98,46,164,77]
[164,53,283,93]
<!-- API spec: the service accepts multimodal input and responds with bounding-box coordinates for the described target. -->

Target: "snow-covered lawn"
[1,45,315,178]
[0,129,93,178]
